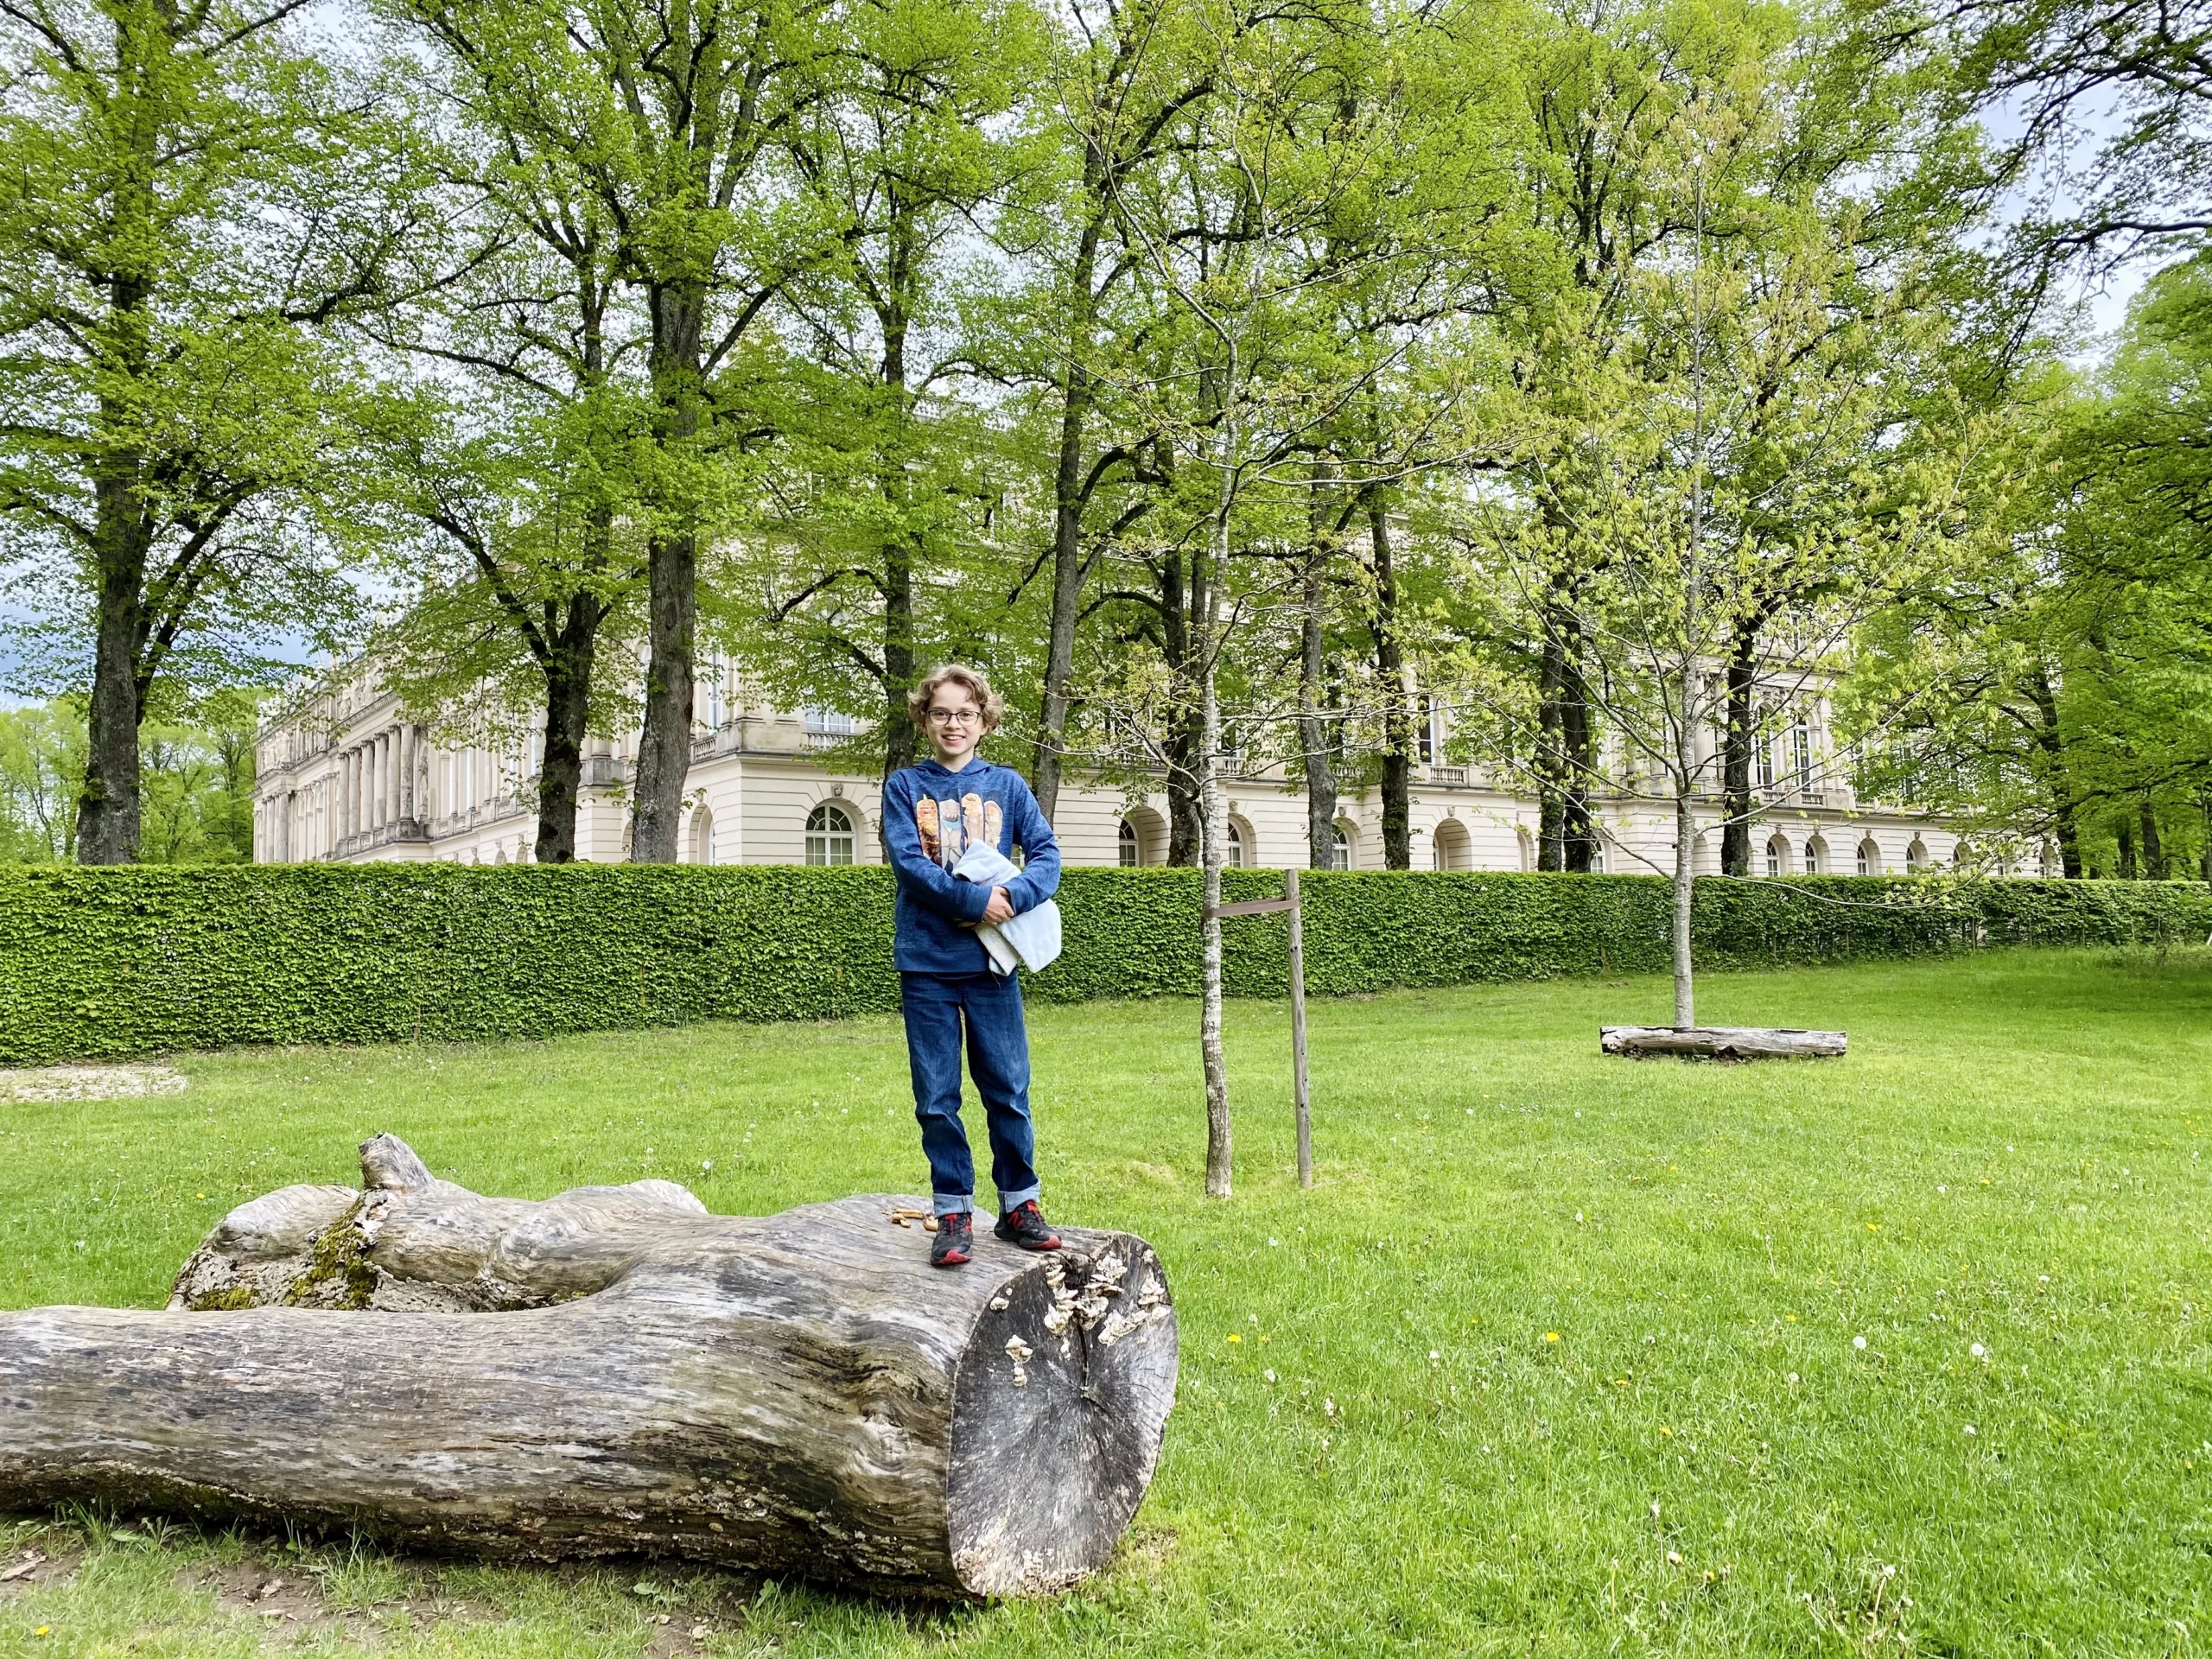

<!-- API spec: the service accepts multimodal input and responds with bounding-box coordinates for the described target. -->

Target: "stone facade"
[253,664,1979,875]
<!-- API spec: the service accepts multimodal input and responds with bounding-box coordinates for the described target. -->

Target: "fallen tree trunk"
[1600,1026,1848,1059]
[0,1135,1178,1599]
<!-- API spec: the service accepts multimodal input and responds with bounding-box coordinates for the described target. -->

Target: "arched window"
[1433,817,1472,872]
[806,803,855,866]
[1224,820,1245,868]
[1331,823,1352,871]
[1803,839,1823,875]
[1856,839,1879,876]
[1117,819,1139,868]
[690,805,716,866]
[1589,842,1606,874]
[1766,835,1788,878]
[1906,838,1929,873]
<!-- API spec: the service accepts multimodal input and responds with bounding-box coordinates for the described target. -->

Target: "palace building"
[252,658,1976,876]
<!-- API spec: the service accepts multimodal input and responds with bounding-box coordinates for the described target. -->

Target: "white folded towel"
[953,842,1063,976]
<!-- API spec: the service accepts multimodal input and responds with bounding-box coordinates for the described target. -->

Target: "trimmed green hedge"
[3,864,2207,1064]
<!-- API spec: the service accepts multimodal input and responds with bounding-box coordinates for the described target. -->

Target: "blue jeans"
[900,972,1039,1217]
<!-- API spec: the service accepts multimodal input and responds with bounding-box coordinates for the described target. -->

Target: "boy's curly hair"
[907,664,1004,734]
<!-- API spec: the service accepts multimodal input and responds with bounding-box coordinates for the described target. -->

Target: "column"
[400,725,416,821]
[375,733,390,830]
[340,750,353,842]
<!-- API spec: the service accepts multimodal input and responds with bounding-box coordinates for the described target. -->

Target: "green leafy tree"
[1458,91,2015,1026]
[391,0,840,861]
[736,0,1046,793]
[0,0,431,863]
[359,77,656,863]
[0,700,85,859]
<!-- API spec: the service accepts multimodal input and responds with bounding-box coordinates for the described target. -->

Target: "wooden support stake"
[1287,868,1312,1189]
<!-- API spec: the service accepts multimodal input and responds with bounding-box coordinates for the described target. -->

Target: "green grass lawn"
[3,947,2209,1656]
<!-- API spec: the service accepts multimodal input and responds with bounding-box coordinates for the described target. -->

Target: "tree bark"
[2118,816,2138,880]
[1535,620,1595,872]
[631,280,705,864]
[1720,625,1758,876]
[77,504,149,865]
[1366,491,1411,870]
[1671,790,1696,1027]
[1560,651,1595,873]
[1299,497,1338,869]
[2140,798,2166,880]
[0,1136,1178,1600]
[1034,207,1106,823]
[877,286,920,794]
[1198,506,1230,1199]
[1601,1027,1847,1059]
[534,590,604,864]
[1537,632,1565,872]
[2027,664,2082,878]
[1161,545,1203,868]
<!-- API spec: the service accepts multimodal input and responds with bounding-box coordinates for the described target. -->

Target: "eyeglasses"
[927,708,982,725]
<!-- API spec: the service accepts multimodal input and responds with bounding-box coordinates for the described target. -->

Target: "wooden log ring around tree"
[0,1135,1179,1599]
[1599,1026,1848,1060]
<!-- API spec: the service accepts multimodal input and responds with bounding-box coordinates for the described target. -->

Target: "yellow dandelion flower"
[1227,1333,1242,1344]
[1545,1332,1560,1343]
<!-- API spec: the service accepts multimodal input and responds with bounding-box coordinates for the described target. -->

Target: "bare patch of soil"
[2,1065,188,1103]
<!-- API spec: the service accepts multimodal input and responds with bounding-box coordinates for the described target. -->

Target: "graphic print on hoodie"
[912,791,1007,871]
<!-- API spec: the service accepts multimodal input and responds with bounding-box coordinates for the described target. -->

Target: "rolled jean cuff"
[932,1193,974,1217]
[996,1183,1040,1213]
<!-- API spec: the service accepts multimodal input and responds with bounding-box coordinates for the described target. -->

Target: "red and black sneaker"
[993,1200,1062,1251]
[931,1210,974,1268]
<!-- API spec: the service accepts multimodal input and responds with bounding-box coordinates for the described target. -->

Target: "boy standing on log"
[880,664,1064,1268]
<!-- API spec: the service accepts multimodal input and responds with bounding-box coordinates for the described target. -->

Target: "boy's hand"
[980,887,1016,926]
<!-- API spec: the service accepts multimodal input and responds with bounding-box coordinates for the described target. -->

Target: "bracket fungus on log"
[0,1135,1179,1599]
[1600,1026,1847,1060]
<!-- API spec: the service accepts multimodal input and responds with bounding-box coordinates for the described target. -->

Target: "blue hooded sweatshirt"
[880,757,1062,975]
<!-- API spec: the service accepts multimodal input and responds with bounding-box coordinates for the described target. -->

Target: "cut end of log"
[948,1238,1178,1596]
[1600,1026,1848,1060]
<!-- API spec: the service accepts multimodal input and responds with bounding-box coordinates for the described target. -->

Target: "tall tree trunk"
[1560,649,1596,873]
[534,590,604,864]
[1720,624,1758,876]
[76,120,160,866]
[2117,817,2138,880]
[631,280,705,863]
[1299,493,1338,869]
[878,274,920,798]
[2027,665,2082,878]
[1034,211,1106,821]
[1198,492,1230,1199]
[2140,798,2166,880]
[1160,547,1202,867]
[78,495,149,865]
[1672,787,1696,1027]
[1537,633,1566,872]
[2199,791,2212,882]
[1366,490,1411,870]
